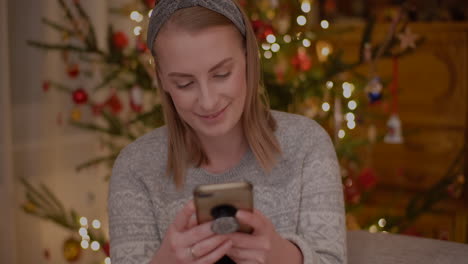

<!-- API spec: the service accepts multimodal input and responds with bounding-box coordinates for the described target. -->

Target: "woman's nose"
[198,83,218,112]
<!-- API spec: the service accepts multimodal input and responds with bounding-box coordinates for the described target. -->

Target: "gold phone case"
[194,181,253,233]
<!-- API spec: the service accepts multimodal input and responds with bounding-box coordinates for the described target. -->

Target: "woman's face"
[155,25,247,140]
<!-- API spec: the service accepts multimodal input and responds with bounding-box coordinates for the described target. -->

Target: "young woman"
[108,1,346,263]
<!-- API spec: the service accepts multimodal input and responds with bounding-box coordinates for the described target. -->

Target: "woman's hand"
[225,209,303,264]
[151,200,233,264]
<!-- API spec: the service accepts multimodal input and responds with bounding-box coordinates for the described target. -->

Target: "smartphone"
[193,181,253,233]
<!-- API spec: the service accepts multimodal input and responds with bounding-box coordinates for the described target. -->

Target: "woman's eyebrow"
[168,57,233,78]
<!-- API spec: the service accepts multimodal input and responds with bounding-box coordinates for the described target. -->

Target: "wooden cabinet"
[330,23,468,243]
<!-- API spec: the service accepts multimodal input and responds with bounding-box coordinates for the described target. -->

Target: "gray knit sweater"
[108,111,347,264]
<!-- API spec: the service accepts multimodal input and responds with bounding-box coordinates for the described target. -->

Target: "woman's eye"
[176,82,193,88]
[214,72,231,78]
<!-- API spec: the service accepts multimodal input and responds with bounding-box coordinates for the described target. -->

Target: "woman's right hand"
[151,200,233,264]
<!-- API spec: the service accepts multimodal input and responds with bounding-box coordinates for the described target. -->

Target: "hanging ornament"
[251,20,274,41]
[63,237,81,262]
[113,31,129,50]
[136,36,148,53]
[357,167,377,191]
[145,0,157,9]
[397,27,419,50]
[106,93,123,114]
[130,85,144,112]
[72,88,88,104]
[291,47,312,72]
[365,76,383,103]
[102,241,110,257]
[383,114,403,144]
[67,63,80,79]
[70,108,82,122]
[384,57,403,144]
[42,80,50,92]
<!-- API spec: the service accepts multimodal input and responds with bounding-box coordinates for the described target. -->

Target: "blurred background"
[1,0,467,263]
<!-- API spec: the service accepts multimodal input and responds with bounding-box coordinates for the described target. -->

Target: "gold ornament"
[63,237,81,262]
[71,108,82,122]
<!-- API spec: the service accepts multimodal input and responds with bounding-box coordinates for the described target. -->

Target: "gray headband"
[147,0,246,56]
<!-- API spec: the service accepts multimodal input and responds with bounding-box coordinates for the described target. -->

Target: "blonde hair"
[153,2,281,188]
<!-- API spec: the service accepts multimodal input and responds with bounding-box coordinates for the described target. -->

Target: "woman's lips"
[197,104,229,119]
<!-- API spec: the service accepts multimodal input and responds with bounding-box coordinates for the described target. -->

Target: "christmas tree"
[21,0,466,262]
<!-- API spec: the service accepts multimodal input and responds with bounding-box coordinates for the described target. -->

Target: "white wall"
[4,0,111,263]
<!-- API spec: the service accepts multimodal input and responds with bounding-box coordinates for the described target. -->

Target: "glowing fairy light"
[348,100,357,110]
[297,15,307,26]
[342,82,354,98]
[302,39,311,47]
[81,240,89,249]
[271,43,280,52]
[80,217,88,226]
[262,43,271,50]
[320,20,329,29]
[130,11,143,23]
[92,219,101,229]
[347,121,356,129]
[322,102,330,112]
[345,112,355,122]
[301,1,311,13]
[266,34,276,44]
[133,26,142,36]
[283,34,292,43]
[326,81,334,89]
[264,51,273,59]
[378,218,387,228]
[91,241,100,251]
[79,227,88,237]
[338,129,346,139]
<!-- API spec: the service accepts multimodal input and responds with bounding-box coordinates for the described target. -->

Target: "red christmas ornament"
[251,20,274,41]
[291,48,312,72]
[106,94,123,114]
[145,0,157,8]
[67,64,80,79]
[136,36,148,53]
[72,88,88,104]
[113,31,129,50]
[102,242,110,257]
[42,80,50,92]
[357,167,377,191]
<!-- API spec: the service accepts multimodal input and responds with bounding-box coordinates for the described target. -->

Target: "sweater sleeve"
[281,123,347,264]
[108,147,161,264]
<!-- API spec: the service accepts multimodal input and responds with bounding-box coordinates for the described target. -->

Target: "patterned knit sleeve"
[282,122,347,264]
[108,147,161,264]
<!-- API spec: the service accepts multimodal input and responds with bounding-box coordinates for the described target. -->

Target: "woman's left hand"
[225,209,302,264]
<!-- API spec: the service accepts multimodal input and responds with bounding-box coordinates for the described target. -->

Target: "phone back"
[194,181,253,233]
